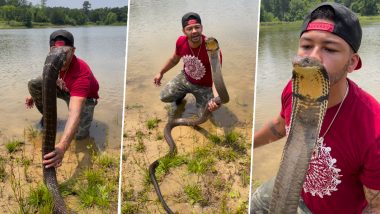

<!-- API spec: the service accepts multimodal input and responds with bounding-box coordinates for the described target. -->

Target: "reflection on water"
[0,26,126,151]
[126,0,257,126]
[253,23,380,182]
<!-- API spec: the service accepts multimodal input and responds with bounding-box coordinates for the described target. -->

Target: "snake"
[268,57,329,213]
[148,37,229,213]
[42,46,74,214]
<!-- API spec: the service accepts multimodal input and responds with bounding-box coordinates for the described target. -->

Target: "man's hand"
[363,186,380,213]
[42,143,66,168]
[154,72,163,86]
[25,96,34,109]
[207,98,220,112]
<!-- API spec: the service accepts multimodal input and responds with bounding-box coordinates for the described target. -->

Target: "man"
[251,2,380,213]
[25,29,99,168]
[153,12,220,113]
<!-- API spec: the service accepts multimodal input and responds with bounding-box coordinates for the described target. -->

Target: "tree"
[2,5,16,23]
[83,1,91,14]
[104,11,117,25]
[41,0,47,8]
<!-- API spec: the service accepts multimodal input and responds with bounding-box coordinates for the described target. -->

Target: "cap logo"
[55,40,65,47]
[187,19,198,25]
[307,22,334,32]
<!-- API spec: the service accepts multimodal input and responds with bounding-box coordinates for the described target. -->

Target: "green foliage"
[0,3,127,27]
[187,147,214,174]
[78,169,113,208]
[184,184,206,205]
[5,139,23,153]
[27,184,54,214]
[0,156,6,181]
[145,117,161,130]
[95,153,117,168]
[261,0,379,22]
[122,202,139,214]
[156,155,187,178]
[105,12,117,25]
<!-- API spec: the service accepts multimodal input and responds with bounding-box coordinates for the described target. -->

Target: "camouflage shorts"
[160,71,213,109]
[250,177,312,214]
[27,76,97,138]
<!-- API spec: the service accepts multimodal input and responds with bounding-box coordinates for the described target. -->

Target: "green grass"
[145,117,161,130]
[187,147,214,174]
[122,202,139,214]
[208,131,246,153]
[78,169,113,208]
[26,126,39,140]
[156,155,187,178]
[27,184,54,214]
[184,184,206,205]
[5,139,24,154]
[95,153,117,168]
[0,156,6,181]
[134,141,146,153]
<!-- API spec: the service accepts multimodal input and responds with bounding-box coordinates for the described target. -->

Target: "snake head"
[48,46,75,71]
[205,37,219,52]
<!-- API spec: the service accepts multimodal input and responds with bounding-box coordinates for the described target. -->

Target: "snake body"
[42,46,73,214]
[269,57,329,213]
[149,37,229,213]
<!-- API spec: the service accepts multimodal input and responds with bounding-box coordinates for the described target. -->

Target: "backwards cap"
[182,12,202,28]
[49,29,74,47]
[301,2,362,69]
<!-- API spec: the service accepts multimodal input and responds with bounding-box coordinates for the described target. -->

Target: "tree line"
[0,0,127,27]
[261,0,379,22]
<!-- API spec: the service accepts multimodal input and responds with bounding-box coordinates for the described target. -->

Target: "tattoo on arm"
[269,121,285,139]
[363,187,380,214]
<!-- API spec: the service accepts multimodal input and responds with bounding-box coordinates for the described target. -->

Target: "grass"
[187,147,214,174]
[145,118,161,130]
[27,184,54,214]
[5,139,24,153]
[155,155,187,179]
[134,141,146,153]
[0,156,6,181]
[26,126,39,141]
[184,183,206,206]
[208,131,247,153]
[95,153,117,168]
[78,168,113,208]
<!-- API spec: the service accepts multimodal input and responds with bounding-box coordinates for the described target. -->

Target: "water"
[125,0,258,126]
[252,22,380,181]
[0,26,126,152]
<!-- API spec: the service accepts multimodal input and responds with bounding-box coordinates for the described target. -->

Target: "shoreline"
[0,21,127,30]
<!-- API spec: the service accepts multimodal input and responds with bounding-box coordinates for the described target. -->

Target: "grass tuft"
[27,183,54,214]
[184,183,206,206]
[5,139,24,154]
[145,118,161,130]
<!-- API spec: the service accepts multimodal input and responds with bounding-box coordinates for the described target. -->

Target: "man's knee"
[28,77,42,93]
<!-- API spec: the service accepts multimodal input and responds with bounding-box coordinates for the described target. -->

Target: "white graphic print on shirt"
[183,54,206,80]
[285,125,342,198]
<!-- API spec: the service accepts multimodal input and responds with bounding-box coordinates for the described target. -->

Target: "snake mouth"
[48,46,75,70]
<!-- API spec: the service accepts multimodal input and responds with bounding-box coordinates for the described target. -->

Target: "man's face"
[183,23,203,43]
[297,19,359,86]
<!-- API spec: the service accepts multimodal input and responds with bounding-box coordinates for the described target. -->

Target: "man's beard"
[329,61,349,87]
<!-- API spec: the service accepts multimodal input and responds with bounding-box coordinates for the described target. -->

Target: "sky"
[28,0,128,9]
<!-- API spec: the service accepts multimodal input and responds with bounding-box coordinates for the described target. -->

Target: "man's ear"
[347,53,360,73]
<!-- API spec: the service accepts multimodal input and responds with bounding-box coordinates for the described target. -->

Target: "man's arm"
[253,114,286,148]
[153,53,181,86]
[42,96,85,168]
[363,186,380,213]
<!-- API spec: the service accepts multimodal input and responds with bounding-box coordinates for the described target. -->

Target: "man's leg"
[27,76,44,114]
[160,71,188,104]
[191,85,213,111]
[250,177,312,214]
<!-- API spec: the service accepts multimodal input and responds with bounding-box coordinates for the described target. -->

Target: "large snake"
[148,37,229,213]
[269,57,329,213]
[42,46,73,214]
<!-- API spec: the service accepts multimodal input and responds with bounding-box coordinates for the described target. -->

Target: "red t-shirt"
[59,56,99,99]
[175,35,222,87]
[280,79,380,213]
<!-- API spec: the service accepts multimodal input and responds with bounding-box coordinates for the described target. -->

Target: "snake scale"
[42,46,73,214]
[148,37,229,213]
[269,57,329,213]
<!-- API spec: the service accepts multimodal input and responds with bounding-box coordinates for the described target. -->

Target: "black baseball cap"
[49,29,74,47]
[300,2,362,69]
[182,12,201,28]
